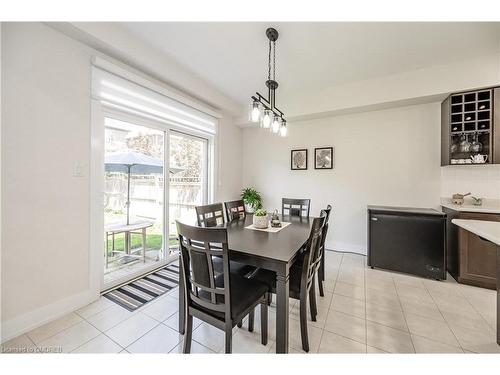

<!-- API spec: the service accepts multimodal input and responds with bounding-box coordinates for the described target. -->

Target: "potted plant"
[241,187,262,213]
[253,209,269,229]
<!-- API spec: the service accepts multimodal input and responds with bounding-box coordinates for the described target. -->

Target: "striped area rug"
[104,263,179,311]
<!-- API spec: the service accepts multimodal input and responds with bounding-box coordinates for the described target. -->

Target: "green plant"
[241,187,262,209]
[254,209,267,217]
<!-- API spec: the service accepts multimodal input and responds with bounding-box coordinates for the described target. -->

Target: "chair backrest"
[176,221,231,322]
[195,203,225,227]
[300,213,327,292]
[224,200,246,222]
[282,198,311,218]
[318,204,332,260]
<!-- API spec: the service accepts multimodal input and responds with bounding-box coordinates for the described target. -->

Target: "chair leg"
[248,309,255,332]
[237,321,243,328]
[225,325,232,354]
[318,278,324,297]
[299,297,309,352]
[261,297,268,345]
[182,314,193,354]
[309,277,318,322]
[267,293,272,306]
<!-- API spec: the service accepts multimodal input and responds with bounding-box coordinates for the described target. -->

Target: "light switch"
[73,161,84,177]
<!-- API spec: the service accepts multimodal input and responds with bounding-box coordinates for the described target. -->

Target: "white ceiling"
[118,22,500,109]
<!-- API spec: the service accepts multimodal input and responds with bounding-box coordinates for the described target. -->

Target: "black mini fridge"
[367,205,447,280]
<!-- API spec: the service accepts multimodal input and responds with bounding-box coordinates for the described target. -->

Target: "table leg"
[142,228,147,263]
[275,266,290,353]
[179,258,185,334]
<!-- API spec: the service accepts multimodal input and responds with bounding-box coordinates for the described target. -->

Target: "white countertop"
[452,219,500,246]
[441,198,500,214]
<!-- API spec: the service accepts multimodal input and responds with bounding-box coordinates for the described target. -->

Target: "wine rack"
[441,87,499,166]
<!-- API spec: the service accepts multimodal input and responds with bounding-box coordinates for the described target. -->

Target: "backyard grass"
[106,233,178,253]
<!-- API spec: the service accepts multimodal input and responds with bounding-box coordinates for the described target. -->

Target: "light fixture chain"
[268,39,271,81]
[273,40,276,81]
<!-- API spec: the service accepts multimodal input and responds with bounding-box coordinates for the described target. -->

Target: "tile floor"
[2,251,499,354]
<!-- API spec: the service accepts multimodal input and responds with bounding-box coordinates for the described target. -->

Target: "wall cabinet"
[441,86,500,166]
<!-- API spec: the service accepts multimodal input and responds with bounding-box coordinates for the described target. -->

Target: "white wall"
[1,23,242,341]
[441,165,500,200]
[242,103,442,254]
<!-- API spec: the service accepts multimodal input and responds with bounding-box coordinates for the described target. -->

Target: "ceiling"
[118,22,500,110]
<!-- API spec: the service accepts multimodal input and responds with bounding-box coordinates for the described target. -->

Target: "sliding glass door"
[101,117,210,290]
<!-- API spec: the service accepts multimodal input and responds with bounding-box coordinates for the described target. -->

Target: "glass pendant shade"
[261,110,272,128]
[271,116,281,134]
[279,120,287,137]
[250,101,261,122]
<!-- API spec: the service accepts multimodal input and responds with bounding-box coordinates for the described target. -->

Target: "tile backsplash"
[441,165,500,200]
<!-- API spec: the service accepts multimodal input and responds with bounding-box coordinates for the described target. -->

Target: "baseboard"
[1,288,99,343]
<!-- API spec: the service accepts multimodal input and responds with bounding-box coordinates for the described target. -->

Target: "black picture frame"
[291,149,308,170]
[314,147,334,169]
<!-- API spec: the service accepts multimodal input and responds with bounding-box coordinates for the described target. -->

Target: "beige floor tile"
[395,284,433,303]
[37,321,100,353]
[366,321,414,353]
[324,310,366,343]
[330,294,365,319]
[367,345,389,353]
[140,295,178,322]
[105,313,159,347]
[399,297,444,322]
[365,277,397,295]
[404,313,459,347]
[411,335,463,353]
[1,334,37,354]
[314,291,334,310]
[393,274,425,289]
[334,282,365,301]
[288,315,323,353]
[365,268,395,282]
[127,324,182,353]
[164,312,203,333]
[192,322,227,352]
[318,331,366,353]
[72,334,122,353]
[76,298,114,319]
[170,340,216,354]
[227,330,274,353]
[27,312,82,344]
[433,294,477,315]
[366,303,408,332]
[289,303,328,329]
[365,289,401,311]
[85,304,134,332]
[449,324,500,353]
[441,309,493,333]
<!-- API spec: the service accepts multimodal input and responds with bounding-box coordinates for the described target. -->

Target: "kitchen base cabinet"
[444,208,500,290]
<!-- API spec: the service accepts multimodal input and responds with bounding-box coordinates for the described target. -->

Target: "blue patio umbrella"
[105,151,164,225]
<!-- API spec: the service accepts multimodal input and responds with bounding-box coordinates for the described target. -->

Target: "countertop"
[368,205,445,216]
[452,219,500,246]
[441,198,500,214]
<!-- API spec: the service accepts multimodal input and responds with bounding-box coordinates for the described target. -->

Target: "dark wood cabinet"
[441,86,500,166]
[444,208,500,289]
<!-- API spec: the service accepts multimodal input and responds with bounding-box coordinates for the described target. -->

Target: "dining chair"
[317,205,332,296]
[195,203,226,227]
[251,212,327,352]
[224,199,246,222]
[177,221,269,353]
[282,198,311,218]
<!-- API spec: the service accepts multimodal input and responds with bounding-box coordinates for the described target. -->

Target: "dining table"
[178,214,314,353]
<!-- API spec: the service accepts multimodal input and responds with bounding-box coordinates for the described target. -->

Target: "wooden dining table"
[178,214,314,353]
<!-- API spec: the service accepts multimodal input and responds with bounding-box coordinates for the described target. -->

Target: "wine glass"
[470,133,482,153]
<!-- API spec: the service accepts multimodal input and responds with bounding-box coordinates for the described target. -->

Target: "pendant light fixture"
[249,27,287,137]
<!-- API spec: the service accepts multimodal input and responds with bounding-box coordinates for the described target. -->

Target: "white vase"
[253,214,268,229]
[244,203,255,214]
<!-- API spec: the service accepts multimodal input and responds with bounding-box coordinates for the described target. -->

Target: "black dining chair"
[317,205,332,296]
[224,200,246,222]
[251,212,327,352]
[282,198,311,218]
[195,203,226,227]
[177,221,269,354]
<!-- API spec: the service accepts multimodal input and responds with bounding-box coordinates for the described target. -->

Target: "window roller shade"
[92,66,217,134]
